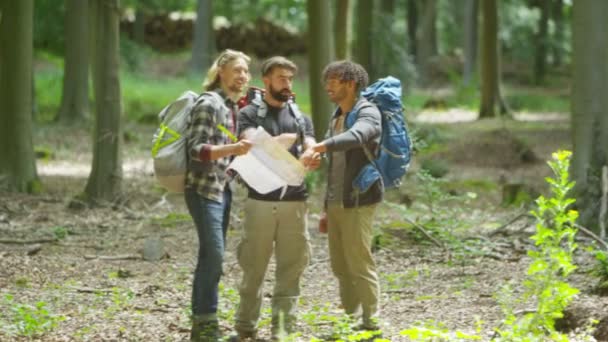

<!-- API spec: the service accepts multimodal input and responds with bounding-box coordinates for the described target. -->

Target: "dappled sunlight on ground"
[37,158,154,178]
[413,108,569,124]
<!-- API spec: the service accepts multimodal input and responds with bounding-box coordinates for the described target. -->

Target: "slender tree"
[56,0,89,123]
[354,0,374,79]
[415,0,437,87]
[479,0,499,118]
[533,0,550,85]
[334,0,350,60]
[382,0,395,13]
[191,0,214,76]
[307,0,334,141]
[84,0,123,203]
[571,0,608,232]
[134,7,146,44]
[463,0,478,85]
[551,0,564,67]
[0,0,39,192]
[407,0,417,58]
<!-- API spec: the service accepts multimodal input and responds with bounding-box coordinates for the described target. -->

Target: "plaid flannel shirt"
[185,89,237,203]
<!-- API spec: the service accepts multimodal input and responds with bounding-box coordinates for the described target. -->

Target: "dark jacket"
[324,97,383,208]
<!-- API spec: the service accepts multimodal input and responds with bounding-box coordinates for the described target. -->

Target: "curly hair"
[322,60,369,91]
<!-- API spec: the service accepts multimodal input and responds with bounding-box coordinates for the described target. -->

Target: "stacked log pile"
[121,15,306,57]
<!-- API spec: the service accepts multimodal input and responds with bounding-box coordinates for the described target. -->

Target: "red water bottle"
[318,212,328,234]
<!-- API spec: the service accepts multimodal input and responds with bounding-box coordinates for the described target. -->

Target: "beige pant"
[235,199,310,335]
[327,203,379,323]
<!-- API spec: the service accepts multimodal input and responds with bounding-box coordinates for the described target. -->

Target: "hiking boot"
[190,320,221,341]
[355,316,383,332]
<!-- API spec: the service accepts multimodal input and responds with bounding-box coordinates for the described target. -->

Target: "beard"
[269,85,291,102]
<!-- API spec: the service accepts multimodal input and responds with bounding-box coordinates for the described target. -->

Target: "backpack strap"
[346,98,378,163]
[252,99,306,155]
[287,101,306,154]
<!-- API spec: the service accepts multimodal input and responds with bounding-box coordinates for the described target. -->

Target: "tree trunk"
[354,0,374,79]
[407,0,417,58]
[57,0,89,123]
[334,0,350,60]
[416,0,437,87]
[552,0,564,67]
[134,8,145,44]
[382,0,395,13]
[84,0,123,204]
[479,0,499,118]
[307,0,334,142]
[191,0,214,77]
[0,0,39,193]
[463,0,478,85]
[571,0,608,232]
[533,0,550,85]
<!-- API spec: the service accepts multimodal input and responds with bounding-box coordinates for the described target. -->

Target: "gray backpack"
[151,91,223,192]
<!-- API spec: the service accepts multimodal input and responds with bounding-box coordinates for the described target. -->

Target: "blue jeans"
[185,187,232,317]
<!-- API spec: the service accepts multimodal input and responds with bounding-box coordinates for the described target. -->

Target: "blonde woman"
[186,49,252,341]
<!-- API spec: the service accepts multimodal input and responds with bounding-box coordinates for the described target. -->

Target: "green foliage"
[34,0,66,55]
[591,249,608,293]
[217,282,238,324]
[122,0,197,13]
[301,303,384,341]
[52,226,68,240]
[152,212,191,228]
[305,169,322,193]
[400,320,482,341]
[445,71,480,110]
[496,150,579,341]
[120,35,155,72]
[1,294,65,338]
[506,91,570,113]
[370,11,418,89]
[420,158,450,179]
[215,0,308,32]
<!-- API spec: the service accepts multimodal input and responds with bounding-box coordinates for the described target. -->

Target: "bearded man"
[232,56,318,341]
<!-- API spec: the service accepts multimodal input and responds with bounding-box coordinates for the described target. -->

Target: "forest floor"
[1,111,608,341]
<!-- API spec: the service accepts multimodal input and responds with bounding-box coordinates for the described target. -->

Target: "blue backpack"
[346,76,412,193]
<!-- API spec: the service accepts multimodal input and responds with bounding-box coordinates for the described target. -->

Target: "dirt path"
[1,121,607,341]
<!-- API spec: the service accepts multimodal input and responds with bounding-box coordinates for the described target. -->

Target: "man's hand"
[232,139,252,156]
[274,133,297,149]
[311,142,327,153]
[300,148,322,170]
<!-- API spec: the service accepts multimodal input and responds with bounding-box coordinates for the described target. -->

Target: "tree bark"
[354,0,374,79]
[463,0,478,85]
[0,0,39,192]
[571,0,608,232]
[84,0,123,203]
[552,0,564,67]
[191,0,214,77]
[533,0,550,85]
[407,0,418,58]
[334,0,350,60]
[381,0,395,14]
[479,0,498,118]
[307,0,334,141]
[134,8,145,44]
[416,0,437,87]
[57,0,89,123]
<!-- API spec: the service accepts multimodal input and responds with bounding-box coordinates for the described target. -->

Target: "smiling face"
[219,57,250,95]
[325,77,355,104]
[264,67,294,103]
